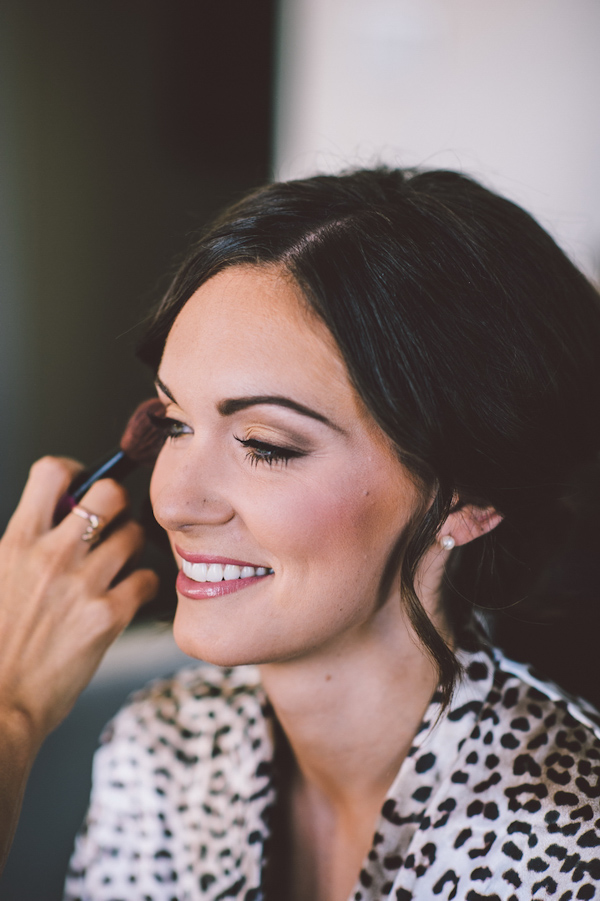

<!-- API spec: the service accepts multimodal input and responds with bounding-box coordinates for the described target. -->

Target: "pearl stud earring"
[439,535,455,550]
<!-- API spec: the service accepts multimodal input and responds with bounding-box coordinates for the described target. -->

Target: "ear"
[439,503,503,548]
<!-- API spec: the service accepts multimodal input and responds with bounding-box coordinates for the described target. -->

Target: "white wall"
[274,0,600,280]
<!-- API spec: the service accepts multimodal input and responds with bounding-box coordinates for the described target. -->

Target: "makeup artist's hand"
[0,455,158,872]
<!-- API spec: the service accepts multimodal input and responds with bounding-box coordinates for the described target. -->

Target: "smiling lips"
[175,549,274,600]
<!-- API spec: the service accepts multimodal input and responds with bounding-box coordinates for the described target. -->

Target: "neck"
[259,599,439,814]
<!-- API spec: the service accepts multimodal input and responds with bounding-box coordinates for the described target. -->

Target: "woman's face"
[151,265,426,665]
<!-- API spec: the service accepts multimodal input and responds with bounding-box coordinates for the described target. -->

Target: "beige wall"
[274,0,600,280]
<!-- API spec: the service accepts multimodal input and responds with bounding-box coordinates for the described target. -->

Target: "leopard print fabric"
[64,645,600,901]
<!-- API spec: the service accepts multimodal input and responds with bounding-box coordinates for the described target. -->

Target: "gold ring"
[70,504,105,545]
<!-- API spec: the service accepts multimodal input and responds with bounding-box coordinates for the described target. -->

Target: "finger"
[5,457,84,541]
[105,568,160,630]
[82,520,145,588]
[50,478,130,560]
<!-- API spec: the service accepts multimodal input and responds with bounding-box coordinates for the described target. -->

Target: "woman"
[2,167,600,900]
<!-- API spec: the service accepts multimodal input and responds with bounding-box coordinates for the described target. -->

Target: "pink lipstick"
[175,545,274,600]
[176,571,271,600]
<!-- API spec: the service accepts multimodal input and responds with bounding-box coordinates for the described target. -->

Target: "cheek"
[250,464,412,576]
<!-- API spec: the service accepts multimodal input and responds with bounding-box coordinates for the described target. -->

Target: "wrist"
[0,709,41,876]
[0,706,43,768]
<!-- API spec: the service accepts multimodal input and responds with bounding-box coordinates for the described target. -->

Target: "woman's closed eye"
[234,435,305,467]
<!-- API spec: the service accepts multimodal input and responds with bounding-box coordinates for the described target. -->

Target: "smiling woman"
[2,167,600,901]
[149,266,431,679]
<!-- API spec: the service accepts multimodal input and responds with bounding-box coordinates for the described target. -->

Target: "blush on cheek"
[261,469,410,571]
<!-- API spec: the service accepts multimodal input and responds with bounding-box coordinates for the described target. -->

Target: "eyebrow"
[155,376,341,431]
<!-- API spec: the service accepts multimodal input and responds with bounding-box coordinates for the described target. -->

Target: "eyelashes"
[151,414,304,467]
[233,436,304,467]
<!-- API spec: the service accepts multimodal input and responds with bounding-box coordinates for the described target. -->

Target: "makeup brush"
[53,397,167,525]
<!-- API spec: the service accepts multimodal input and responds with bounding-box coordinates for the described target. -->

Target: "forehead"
[160,265,361,420]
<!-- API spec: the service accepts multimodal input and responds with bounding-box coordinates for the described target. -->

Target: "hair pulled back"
[140,167,600,707]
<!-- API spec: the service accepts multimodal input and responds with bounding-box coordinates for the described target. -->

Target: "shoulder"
[487,648,600,795]
[65,666,273,894]
[89,662,274,812]
[99,660,271,759]
[65,665,274,897]
[436,646,600,896]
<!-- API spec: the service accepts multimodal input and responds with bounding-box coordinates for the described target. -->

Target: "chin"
[172,603,323,669]
[172,604,273,668]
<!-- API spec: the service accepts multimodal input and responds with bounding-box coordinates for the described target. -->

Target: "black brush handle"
[53,449,137,525]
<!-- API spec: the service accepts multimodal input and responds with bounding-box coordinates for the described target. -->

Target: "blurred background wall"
[275,0,600,281]
[0,2,276,897]
[1,1,599,898]
[0,0,275,533]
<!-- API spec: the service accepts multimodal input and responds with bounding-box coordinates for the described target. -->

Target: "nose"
[150,443,235,533]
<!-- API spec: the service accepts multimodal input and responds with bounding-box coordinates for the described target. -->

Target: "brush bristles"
[120,398,167,463]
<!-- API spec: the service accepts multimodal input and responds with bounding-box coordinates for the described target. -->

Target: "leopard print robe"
[64,644,600,900]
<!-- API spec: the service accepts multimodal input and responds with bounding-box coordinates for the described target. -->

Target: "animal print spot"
[465,891,501,900]
[474,773,501,792]
[416,753,436,774]
[468,832,497,859]
[452,771,469,784]
[471,867,492,880]
[577,830,600,848]
[571,805,594,821]
[503,688,519,708]
[455,828,472,848]
[502,841,523,862]
[556,792,579,805]
[467,662,489,681]
[510,717,530,731]
[448,701,484,722]
[527,857,549,872]
[433,869,459,897]
[413,786,433,801]
[576,886,595,900]
[513,754,542,777]
[503,869,521,887]
[528,733,549,750]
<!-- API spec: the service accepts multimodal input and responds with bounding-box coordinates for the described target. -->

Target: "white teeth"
[207,563,224,582]
[182,560,274,582]
[184,562,208,582]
